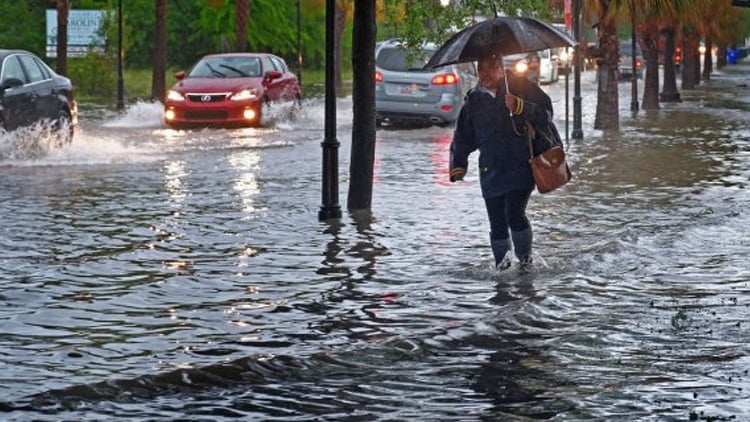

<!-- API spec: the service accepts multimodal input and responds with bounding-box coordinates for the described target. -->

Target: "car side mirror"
[174,71,186,80]
[266,70,282,80]
[1,78,24,90]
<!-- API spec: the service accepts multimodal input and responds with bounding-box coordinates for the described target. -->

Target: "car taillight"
[431,73,459,85]
[375,71,383,83]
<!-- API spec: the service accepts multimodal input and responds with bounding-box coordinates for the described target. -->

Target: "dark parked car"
[375,39,478,127]
[164,53,301,128]
[0,49,77,143]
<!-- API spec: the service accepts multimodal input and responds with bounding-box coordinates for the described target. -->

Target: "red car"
[163,53,301,128]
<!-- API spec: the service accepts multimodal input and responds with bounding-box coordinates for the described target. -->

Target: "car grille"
[185,110,229,120]
[186,93,228,103]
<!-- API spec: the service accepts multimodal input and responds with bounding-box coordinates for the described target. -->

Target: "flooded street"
[1,66,750,421]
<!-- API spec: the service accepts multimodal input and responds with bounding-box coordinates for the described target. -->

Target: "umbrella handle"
[504,74,513,117]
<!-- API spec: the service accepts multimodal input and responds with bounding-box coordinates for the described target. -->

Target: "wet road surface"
[1,64,750,421]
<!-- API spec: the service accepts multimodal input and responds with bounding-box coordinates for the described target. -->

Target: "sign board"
[46,9,106,58]
[564,0,572,31]
[732,0,750,6]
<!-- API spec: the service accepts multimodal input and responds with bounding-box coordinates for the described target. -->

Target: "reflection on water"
[2,69,750,421]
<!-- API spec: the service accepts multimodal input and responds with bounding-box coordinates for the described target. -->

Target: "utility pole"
[117,0,124,110]
[297,0,302,87]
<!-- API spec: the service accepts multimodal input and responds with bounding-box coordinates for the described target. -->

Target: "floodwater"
[1,67,749,421]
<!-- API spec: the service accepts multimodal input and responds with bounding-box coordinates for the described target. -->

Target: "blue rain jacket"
[450,73,553,198]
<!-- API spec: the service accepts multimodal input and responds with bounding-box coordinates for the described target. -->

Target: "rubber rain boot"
[511,228,533,271]
[491,236,512,271]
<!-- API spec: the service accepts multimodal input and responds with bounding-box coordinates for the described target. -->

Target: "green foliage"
[0,0,47,56]
[380,0,555,49]
[67,53,117,99]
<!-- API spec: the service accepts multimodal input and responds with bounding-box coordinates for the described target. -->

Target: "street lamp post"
[319,0,342,221]
[629,1,639,112]
[117,0,124,110]
[572,0,583,139]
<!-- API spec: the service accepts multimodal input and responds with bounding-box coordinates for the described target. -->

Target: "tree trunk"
[594,22,619,130]
[716,46,727,69]
[641,33,660,110]
[702,38,713,81]
[56,0,70,76]
[681,34,699,90]
[660,27,680,102]
[151,0,167,103]
[235,0,249,52]
[334,1,346,90]
[347,0,376,211]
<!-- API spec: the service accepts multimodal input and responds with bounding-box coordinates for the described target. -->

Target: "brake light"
[375,71,383,83]
[431,73,459,85]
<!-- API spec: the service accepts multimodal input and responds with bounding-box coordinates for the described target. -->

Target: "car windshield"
[620,43,642,57]
[376,47,435,71]
[188,57,262,78]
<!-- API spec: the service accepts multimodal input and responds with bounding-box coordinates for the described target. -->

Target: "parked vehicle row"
[374,38,566,128]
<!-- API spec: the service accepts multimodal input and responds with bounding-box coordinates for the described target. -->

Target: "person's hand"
[450,167,466,182]
[505,94,524,114]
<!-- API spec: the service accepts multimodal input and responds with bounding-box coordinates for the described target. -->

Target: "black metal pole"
[630,1,639,112]
[116,0,124,110]
[565,60,569,141]
[297,0,302,87]
[572,0,583,139]
[319,0,342,221]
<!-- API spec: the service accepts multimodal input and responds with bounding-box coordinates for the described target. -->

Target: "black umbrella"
[425,16,577,70]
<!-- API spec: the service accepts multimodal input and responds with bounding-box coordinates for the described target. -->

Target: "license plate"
[399,85,418,95]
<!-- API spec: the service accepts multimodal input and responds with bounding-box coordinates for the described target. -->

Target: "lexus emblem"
[201,95,212,102]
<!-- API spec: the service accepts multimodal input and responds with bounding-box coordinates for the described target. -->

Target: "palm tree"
[659,26,681,102]
[696,0,736,81]
[625,0,677,110]
[348,0,377,211]
[151,0,167,103]
[584,0,621,130]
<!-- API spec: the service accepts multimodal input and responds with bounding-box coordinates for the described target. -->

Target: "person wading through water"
[449,54,553,271]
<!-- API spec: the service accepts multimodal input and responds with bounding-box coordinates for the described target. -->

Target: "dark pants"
[484,189,533,264]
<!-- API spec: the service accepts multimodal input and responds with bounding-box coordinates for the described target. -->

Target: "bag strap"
[527,125,535,160]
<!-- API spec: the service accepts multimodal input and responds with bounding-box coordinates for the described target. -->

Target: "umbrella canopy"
[425,16,577,70]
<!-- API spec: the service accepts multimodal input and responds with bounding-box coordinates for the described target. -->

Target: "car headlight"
[514,61,529,74]
[230,88,258,101]
[167,90,185,101]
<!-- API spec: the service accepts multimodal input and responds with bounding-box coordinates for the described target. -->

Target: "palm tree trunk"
[594,20,619,130]
[681,32,699,90]
[235,0,249,52]
[716,46,727,69]
[151,0,167,103]
[702,38,713,81]
[659,27,680,102]
[348,0,376,211]
[56,0,70,76]
[641,33,660,110]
